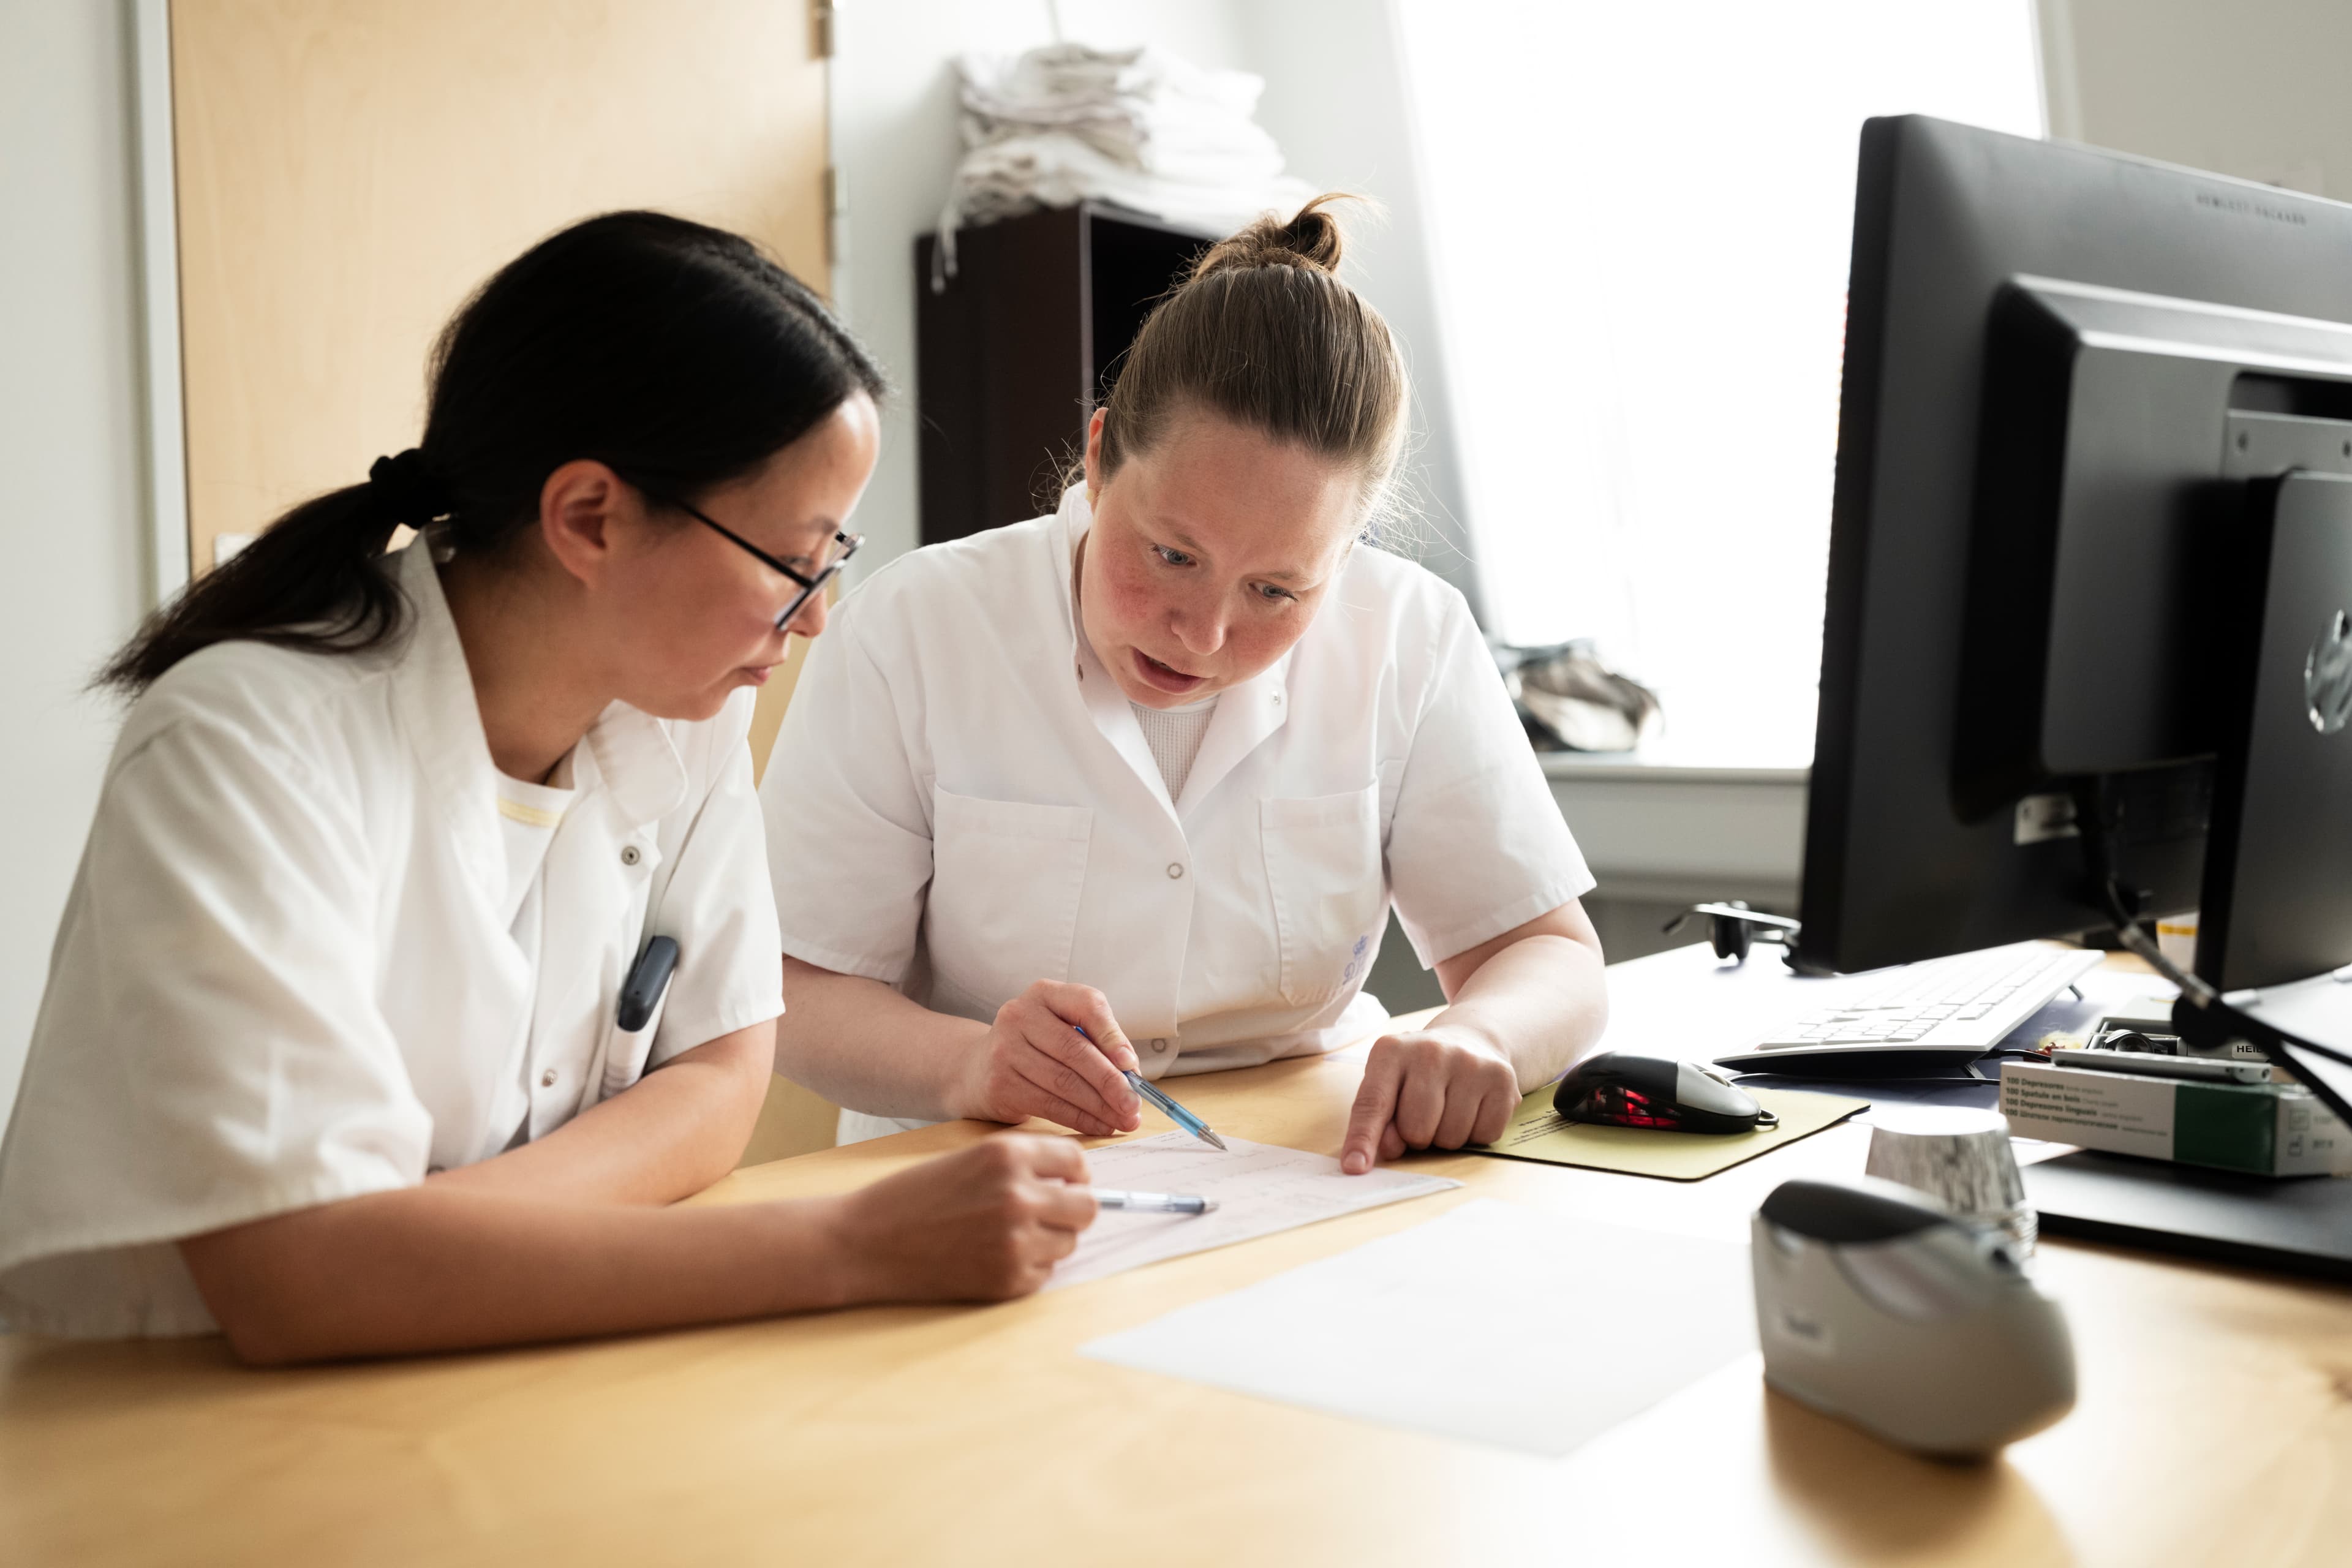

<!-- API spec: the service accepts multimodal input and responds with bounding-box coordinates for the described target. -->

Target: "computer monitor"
[1797,116,2352,984]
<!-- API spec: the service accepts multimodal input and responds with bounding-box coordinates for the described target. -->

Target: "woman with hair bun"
[0,213,1098,1361]
[764,197,1608,1170]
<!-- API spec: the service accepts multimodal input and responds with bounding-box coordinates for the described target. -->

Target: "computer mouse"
[1552,1050,1779,1134]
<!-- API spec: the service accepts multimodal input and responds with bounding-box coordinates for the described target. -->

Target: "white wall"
[828,0,1483,612]
[1237,0,1482,616]
[0,1,149,1132]
[2043,0,2352,197]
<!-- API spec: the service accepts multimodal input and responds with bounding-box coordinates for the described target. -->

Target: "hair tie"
[366,449,451,525]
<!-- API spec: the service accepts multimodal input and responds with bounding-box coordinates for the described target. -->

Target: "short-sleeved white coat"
[761,489,1593,1144]
[0,540,783,1336]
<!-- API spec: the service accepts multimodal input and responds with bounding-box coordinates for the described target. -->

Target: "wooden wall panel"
[172,0,841,1158]
[172,0,830,568]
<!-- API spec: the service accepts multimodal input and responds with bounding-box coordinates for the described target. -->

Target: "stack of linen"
[934,43,1317,284]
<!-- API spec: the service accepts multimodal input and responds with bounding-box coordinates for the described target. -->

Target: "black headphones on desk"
[1662,901,1805,967]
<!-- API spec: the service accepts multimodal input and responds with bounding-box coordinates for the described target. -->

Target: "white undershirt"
[494,759,576,1148]
[1130,696,1219,799]
[494,768,575,928]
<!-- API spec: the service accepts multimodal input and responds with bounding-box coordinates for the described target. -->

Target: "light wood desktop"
[2,947,2348,1566]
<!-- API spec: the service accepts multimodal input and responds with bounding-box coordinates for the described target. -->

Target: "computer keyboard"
[1712,943,2105,1068]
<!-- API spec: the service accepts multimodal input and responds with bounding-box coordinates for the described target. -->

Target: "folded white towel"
[948,131,1311,231]
[960,43,1264,124]
[934,42,1316,288]
[967,113,1287,185]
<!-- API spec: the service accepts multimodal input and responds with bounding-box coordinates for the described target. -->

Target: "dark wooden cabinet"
[914,202,1213,545]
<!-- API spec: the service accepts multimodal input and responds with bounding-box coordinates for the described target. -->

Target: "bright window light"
[1396,1,2045,760]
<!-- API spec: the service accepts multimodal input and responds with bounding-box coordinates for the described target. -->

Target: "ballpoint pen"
[1075,1026,1229,1151]
[1084,1188,1218,1214]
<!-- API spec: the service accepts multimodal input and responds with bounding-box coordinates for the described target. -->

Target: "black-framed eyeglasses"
[673,499,861,631]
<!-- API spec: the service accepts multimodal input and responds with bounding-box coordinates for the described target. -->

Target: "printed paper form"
[1050,1133,1458,1291]
[1082,1198,1756,1456]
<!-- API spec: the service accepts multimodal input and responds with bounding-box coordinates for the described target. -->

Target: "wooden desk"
[4,951,2351,1566]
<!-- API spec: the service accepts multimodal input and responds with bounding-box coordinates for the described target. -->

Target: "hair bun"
[1194,193,1355,280]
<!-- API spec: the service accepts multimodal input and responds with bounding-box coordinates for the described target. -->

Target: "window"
[1396,1,2044,758]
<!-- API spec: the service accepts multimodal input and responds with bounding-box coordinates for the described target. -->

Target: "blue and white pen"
[1124,1069,1229,1152]
[1087,1188,1218,1214]
[1076,1026,1230,1152]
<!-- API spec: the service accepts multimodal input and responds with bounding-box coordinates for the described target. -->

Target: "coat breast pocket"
[1261,782,1388,1008]
[926,786,1093,1012]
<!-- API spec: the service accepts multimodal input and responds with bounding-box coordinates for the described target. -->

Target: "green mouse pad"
[1469,1085,1869,1182]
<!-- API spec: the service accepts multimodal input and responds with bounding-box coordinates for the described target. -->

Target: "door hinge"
[813,0,837,58]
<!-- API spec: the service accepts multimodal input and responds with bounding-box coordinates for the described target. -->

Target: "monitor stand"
[2169,469,2352,1125]
[2194,470,2352,993]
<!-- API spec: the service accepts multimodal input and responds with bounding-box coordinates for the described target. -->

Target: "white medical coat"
[0,540,783,1336]
[761,489,1593,1143]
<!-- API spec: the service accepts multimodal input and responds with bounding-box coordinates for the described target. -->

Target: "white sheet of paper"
[1080,1199,1756,1456]
[1050,1133,1458,1290]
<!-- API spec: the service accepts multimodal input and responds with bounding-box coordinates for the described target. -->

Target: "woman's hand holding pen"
[1339,1024,1521,1175]
[826,1136,1099,1302]
[950,980,1144,1138]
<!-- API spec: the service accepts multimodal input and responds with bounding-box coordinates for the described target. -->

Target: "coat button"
[540,1068,558,1088]
[1150,1038,1168,1053]
[1166,862,1184,879]
[620,845,643,867]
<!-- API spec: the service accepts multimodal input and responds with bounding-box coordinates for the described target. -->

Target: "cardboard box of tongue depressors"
[1999,1058,2352,1177]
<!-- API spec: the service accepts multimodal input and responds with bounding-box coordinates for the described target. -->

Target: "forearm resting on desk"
[178,1134,1099,1364]
[179,1185,859,1363]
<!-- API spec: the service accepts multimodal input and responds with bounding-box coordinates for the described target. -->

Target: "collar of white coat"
[1049,486,1295,818]
[388,539,688,899]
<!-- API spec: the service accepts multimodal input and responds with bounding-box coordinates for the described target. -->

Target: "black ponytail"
[101,211,886,693]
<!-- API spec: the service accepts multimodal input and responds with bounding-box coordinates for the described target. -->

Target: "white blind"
[1396,1,2044,759]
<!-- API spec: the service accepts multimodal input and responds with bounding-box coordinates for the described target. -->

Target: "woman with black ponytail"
[0,213,1096,1360]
